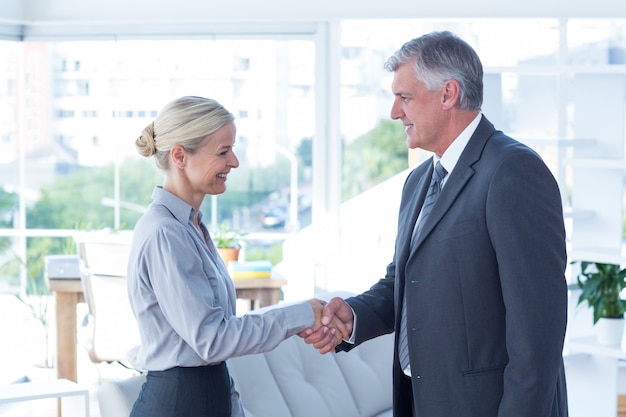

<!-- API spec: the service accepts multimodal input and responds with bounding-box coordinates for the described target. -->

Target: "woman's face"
[185,122,239,197]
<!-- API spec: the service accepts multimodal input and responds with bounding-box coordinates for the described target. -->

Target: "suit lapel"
[408,116,495,252]
[409,164,472,251]
[397,161,432,264]
[394,160,431,321]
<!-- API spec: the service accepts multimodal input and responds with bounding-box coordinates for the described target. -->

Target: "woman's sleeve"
[144,223,315,363]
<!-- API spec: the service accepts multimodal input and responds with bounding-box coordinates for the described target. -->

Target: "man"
[301,31,568,417]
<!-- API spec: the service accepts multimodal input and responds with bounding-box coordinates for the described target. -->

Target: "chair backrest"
[80,271,141,363]
[75,231,133,277]
[74,231,140,364]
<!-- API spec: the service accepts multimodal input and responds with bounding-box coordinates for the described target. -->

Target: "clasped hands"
[301,297,354,354]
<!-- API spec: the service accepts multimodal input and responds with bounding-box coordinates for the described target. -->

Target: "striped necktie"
[399,161,447,372]
[410,161,447,247]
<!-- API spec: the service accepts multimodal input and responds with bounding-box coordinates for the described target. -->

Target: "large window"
[0,37,316,292]
[2,18,626,296]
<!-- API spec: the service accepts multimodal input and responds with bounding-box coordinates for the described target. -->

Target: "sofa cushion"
[98,373,144,417]
[227,333,393,417]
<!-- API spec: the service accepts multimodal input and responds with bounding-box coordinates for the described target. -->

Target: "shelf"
[565,158,626,170]
[567,336,626,361]
[569,246,626,265]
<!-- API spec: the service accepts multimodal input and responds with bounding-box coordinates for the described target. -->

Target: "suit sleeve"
[487,150,568,416]
[336,165,423,351]
[337,261,397,351]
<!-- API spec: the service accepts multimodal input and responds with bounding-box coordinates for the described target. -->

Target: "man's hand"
[299,297,354,354]
[304,298,346,353]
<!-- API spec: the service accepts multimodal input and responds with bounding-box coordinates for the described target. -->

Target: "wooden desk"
[48,279,84,384]
[48,276,287,383]
[233,277,286,310]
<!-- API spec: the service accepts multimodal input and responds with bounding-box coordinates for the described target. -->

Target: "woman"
[127,96,345,416]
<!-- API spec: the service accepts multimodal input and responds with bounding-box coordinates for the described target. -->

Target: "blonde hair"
[136,96,234,171]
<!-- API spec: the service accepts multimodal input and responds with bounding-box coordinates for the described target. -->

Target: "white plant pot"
[595,317,625,346]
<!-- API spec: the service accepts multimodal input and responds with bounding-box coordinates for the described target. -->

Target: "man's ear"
[441,79,461,110]
[171,144,186,169]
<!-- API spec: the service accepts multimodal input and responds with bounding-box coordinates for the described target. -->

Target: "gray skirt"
[130,362,231,417]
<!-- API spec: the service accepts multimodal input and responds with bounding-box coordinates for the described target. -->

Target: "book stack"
[228,260,273,279]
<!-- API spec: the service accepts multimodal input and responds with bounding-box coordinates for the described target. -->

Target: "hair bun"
[136,122,157,157]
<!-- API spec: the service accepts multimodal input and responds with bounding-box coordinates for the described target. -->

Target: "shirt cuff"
[345,305,356,344]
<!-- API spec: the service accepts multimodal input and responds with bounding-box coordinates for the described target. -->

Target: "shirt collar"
[437,112,482,177]
[151,186,200,225]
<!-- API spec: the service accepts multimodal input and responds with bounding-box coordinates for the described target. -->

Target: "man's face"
[389,61,446,153]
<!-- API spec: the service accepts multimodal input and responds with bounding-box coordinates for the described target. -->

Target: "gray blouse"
[127,186,313,372]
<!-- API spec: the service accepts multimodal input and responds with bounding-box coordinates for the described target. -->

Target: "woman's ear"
[171,145,186,169]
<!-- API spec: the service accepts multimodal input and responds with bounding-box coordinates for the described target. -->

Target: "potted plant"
[210,222,246,266]
[576,261,626,345]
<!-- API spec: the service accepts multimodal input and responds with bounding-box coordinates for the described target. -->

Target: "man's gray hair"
[384,31,483,111]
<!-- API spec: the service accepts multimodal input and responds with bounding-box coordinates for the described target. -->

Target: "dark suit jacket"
[338,116,569,417]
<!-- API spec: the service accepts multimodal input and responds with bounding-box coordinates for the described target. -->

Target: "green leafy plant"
[210,222,246,249]
[576,261,626,324]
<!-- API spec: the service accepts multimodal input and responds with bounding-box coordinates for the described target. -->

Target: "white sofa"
[98,296,394,417]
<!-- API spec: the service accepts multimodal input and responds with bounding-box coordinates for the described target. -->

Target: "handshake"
[300,298,354,354]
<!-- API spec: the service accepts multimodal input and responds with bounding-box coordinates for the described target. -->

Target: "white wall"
[0,0,23,22]
[4,0,626,25]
